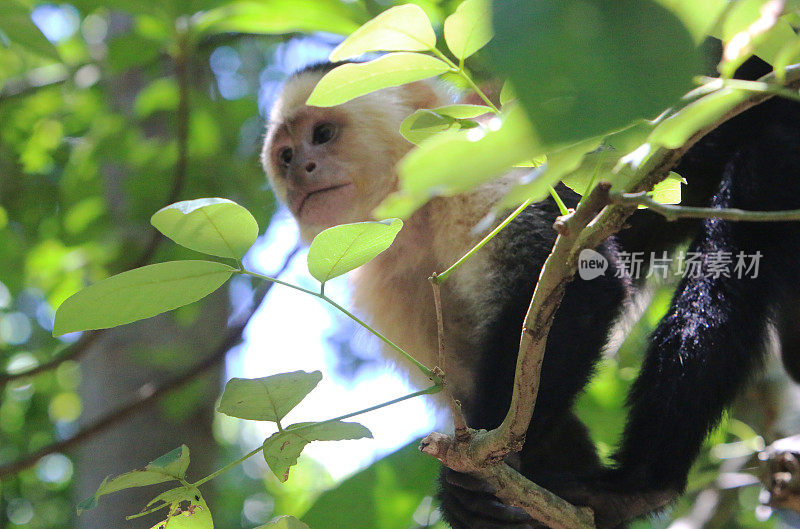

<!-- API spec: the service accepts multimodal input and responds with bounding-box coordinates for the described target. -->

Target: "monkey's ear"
[403,80,446,110]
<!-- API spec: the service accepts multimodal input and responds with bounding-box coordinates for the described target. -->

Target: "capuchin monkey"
[261,57,800,528]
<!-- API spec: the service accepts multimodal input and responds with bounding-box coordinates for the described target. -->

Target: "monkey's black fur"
[438,56,800,529]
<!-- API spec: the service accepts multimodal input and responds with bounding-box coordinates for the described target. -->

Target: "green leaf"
[143,487,196,512]
[147,445,191,479]
[306,53,451,107]
[499,137,604,210]
[307,219,403,283]
[0,0,60,61]
[53,261,234,336]
[301,440,439,529]
[558,148,629,198]
[647,172,684,206]
[432,104,493,119]
[715,0,798,77]
[257,516,310,529]
[490,0,701,146]
[399,110,455,144]
[399,105,489,143]
[151,198,259,259]
[195,0,360,37]
[444,0,493,60]
[147,489,213,529]
[499,81,516,106]
[329,4,435,61]
[647,87,751,149]
[774,35,800,83]
[263,421,372,482]
[77,447,191,514]
[653,0,726,43]
[217,371,323,422]
[378,104,539,218]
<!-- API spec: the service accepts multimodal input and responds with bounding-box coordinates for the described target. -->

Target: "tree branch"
[610,191,800,222]
[0,245,300,478]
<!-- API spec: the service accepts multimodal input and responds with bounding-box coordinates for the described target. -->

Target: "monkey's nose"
[305,162,316,173]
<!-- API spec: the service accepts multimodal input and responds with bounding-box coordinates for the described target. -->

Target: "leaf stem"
[429,48,499,113]
[237,270,434,378]
[611,191,800,221]
[320,293,434,378]
[239,270,320,297]
[188,386,438,489]
[190,444,263,488]
[696,76,800,104]
[434,197,534,284]
[289,385,441,434]
[548,187,569,216]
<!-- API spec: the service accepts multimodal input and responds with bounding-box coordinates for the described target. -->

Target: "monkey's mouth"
[296,183,353,219]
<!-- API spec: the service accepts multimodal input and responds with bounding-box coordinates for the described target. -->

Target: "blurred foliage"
[1,0,798,528]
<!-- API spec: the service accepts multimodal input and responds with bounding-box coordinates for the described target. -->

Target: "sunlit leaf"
[647,172,684,206]
[647,87,751,149]
[329,4,435,61]
[78,447,190,514]
[716,0,797,77]
[307,219,403,283]
[431,104,493,119]
[53,261,234,336]
[399,110,455,144]
[151,198,258,259]
[500,137,604,210]
[378,105,538,218]
[147,489,212,529]
[263,421,372,482]
[490,0,701,146]
[444,0,493,60]
[195,0,360,37]
[774,35,800,83]
[499,80,516,106]
[653,0,726,42]
[398,105,488,144]
[217,371,323,422]
[306,53,451,107]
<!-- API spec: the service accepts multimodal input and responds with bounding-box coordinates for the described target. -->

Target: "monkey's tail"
[612,96,800,494]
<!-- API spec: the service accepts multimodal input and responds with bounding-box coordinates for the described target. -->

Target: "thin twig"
[611,191,800,222]
[0,245,300,478]
[428,274,469,440]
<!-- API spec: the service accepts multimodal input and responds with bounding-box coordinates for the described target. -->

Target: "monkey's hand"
[438,467,542,529]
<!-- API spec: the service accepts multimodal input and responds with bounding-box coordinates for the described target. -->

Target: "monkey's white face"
[265,105,357,228]
[263,71,444,242]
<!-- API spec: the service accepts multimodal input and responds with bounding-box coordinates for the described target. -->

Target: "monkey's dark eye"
[279,147,293,165]
[312,123,336,145]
